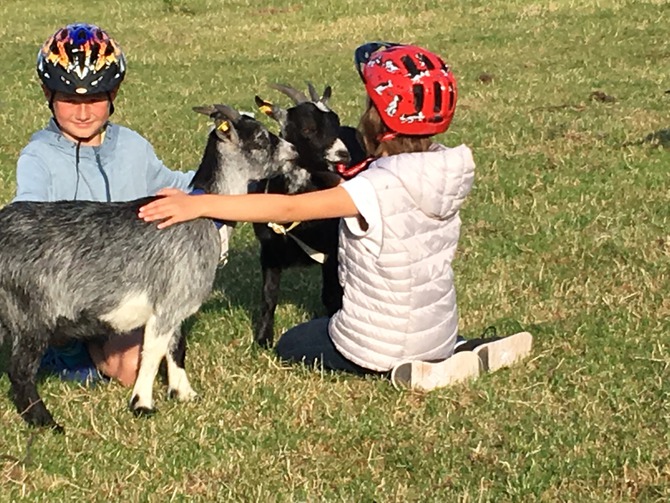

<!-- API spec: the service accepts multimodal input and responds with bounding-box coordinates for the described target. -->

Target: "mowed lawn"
[0,0,668,501]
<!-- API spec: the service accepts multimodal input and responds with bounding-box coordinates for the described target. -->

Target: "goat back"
[0,199,221,334]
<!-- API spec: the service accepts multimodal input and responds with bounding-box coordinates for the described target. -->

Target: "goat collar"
[267,221,327,264]
[268,221,301,235]
[261,180,327,264]
[189,189,225,230]
[336,157,375,180]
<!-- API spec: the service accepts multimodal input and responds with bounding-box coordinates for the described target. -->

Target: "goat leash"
[263,158,375,263]
[263,180,327,264]
[336,157,375,180]
[267,221,327,264]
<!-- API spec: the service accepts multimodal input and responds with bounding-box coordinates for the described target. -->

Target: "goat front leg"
[8,331,62,432]
[255,266,282,347]
[321,255,343,316]
[129,315,173,416]
[166,327,197,402]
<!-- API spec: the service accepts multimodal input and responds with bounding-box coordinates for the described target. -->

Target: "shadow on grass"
[200,236,326,327]
[624,128,670,149]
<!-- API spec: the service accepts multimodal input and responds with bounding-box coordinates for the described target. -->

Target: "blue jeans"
[275,317,378,375]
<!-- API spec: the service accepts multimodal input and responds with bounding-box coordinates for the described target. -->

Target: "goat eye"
[302,127,315,135]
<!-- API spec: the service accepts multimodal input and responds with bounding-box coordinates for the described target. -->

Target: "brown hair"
[358,101,432,158]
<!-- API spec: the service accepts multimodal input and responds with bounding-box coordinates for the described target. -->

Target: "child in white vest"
[139,43,532,390]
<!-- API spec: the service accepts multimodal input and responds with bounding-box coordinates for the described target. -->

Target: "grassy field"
[0,0,668,501]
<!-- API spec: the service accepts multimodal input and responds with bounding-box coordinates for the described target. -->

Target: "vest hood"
[372,144,475,220]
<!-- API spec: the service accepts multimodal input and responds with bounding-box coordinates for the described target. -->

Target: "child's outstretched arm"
[138,187,360,229]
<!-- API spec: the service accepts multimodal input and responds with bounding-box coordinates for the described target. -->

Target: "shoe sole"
[391,351,482,391]
[474,331,533,372]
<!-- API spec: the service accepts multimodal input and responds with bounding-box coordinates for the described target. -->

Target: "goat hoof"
[254,336,273,349]
[31,421,64,434]
[132,406,157,418]
[167,388,199,402]
[24,409,62,432]
[129,394,156,417]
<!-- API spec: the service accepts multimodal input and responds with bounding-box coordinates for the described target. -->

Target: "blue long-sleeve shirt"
[14,118,194,203]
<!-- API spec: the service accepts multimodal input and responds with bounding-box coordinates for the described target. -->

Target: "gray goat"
[0,105,297,431]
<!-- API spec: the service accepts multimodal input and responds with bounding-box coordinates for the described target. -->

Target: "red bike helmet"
[36,23,126,95]
[355,42,457,136]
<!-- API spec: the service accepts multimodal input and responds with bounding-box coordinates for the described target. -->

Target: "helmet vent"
[412,84,424,114]
[75,28,88,43]
[433,81,443,113]
[417,53,435,70]
[401,55,420,77]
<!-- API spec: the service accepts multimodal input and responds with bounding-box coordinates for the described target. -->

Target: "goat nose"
[337,149,351,162]
[279,140,299,162]
[288,144,299,160]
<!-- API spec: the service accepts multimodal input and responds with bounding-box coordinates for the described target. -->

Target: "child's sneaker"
[391,351,482,391]
[473,331,533,372]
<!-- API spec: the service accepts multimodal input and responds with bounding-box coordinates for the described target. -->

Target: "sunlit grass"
[0,0,669,500]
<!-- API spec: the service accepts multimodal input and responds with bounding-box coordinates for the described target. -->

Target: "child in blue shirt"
[14,23,194,386]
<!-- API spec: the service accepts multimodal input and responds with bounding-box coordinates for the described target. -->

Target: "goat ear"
[255,96,275,117]
[213,117,239,143]
[321,86,332,105]
[255,95,287,126]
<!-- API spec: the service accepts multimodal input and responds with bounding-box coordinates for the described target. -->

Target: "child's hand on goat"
[139,188,206,228]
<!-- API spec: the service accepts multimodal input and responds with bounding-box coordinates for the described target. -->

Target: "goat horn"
[307,82,320,102]
[271,83,308,104]
[193,105,217,117]
[213,104,241,121]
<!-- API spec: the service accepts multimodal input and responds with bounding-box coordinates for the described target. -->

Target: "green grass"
[1,0,669,500]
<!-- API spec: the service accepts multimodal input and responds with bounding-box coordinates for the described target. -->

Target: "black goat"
[250,83,366,347]
[0,105,298,430]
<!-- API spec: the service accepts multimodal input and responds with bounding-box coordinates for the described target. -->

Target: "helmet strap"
[107,92,115,116]
[52,116,109,145]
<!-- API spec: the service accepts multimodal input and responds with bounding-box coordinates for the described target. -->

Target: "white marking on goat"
[286,168,311,193]
[130,315,173,410]
[277,137,298,169]
[315,101,330,113]
[166,354,198,401]
[219,226,231,264]
[99,292,153,332]
[326,138,348,164]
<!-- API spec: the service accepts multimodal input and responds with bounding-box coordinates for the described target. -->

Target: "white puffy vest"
[329,144,475,371]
